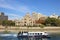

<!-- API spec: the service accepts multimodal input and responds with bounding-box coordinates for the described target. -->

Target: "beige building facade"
[15,12,47,26]
[0,12,8,20]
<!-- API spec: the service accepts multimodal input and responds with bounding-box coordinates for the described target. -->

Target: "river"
[0,33,60,40]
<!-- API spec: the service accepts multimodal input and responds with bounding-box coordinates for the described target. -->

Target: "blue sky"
[0,0,60,20]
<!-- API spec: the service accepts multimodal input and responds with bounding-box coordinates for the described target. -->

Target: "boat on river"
[17,32,50,38]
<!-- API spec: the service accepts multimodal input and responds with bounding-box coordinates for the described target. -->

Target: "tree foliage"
[39,24,45,28]
[45,17,60,26]
[55,19,60,26]
[0,20,15,26]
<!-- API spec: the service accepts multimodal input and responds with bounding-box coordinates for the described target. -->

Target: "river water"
[0,33,60,40]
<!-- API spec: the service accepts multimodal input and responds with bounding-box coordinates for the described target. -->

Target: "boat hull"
[17,32,51,38]
[17,35,50,38]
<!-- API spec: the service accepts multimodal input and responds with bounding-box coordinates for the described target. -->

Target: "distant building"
[15,12,47,26]
[50,13,58,19]
[58,16,60,19]
[14,19,21,26]
[15,13,33,26]
[0,12,8,20]
[32,12,47,20]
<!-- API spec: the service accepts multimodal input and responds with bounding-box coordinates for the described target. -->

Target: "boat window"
[40,33,42,35]
[35,33,38,35]
[38,33,39,35]
[29,33,34,35]
[34,33,35,35]
[28,33,31,35]
[39,33,41,35]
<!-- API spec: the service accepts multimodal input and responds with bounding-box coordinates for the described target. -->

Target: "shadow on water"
[17,37,49,40]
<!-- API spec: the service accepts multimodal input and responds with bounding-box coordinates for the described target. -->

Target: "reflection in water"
[18,37,48,40]
[1,34,60,40]
[42,38,48,40]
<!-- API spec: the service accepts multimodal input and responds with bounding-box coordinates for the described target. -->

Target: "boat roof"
[28,32,45,33]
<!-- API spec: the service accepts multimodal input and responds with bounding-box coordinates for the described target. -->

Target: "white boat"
[17,32,50,38]
[28,32,48,36]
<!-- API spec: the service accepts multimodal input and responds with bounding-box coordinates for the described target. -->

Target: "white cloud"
[16,6,30,13]
[0,4,15,10]
[0,0,15,10]
[0,0,30,13]
[6,13,22,20]
[0,0,31,20]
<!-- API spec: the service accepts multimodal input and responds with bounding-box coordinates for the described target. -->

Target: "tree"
[7,20,15,26]
[55,19,60,26]
[45,17,57,26]
[2,20,8,26]
[2,20,15,32]
[2,20,9,31]
[2,20,15,26]
[0,20,3,25]
[39,24,45,31]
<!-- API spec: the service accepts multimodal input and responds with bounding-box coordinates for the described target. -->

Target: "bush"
[3,30,10,34]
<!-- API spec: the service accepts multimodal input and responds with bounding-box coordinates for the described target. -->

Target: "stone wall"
[0,26,60,33]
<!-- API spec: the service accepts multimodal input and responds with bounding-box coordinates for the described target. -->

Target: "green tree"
[2,20,15,26]
[45,17,57,26]
[55,19,60,26]
[2,20,8,26]
[0,20,3,25]
[39,24,45,31]
[2,20,15,32]
[2,20,8,31]
[7,20,15,26]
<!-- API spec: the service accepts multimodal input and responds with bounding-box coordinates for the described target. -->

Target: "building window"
[25,22,26,23]
[24,19,26,20]
[31,22,32,23]
[24,24,26,26]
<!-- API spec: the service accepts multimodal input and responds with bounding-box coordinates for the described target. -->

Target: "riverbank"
[0,26,60,33]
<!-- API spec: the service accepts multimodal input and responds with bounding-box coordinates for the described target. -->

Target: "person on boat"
[17,31,22,40]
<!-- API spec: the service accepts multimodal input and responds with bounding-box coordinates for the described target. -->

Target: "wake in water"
[0,34,17,37]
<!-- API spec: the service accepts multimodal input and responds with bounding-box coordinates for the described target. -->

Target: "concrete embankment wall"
[0,26,60,33]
